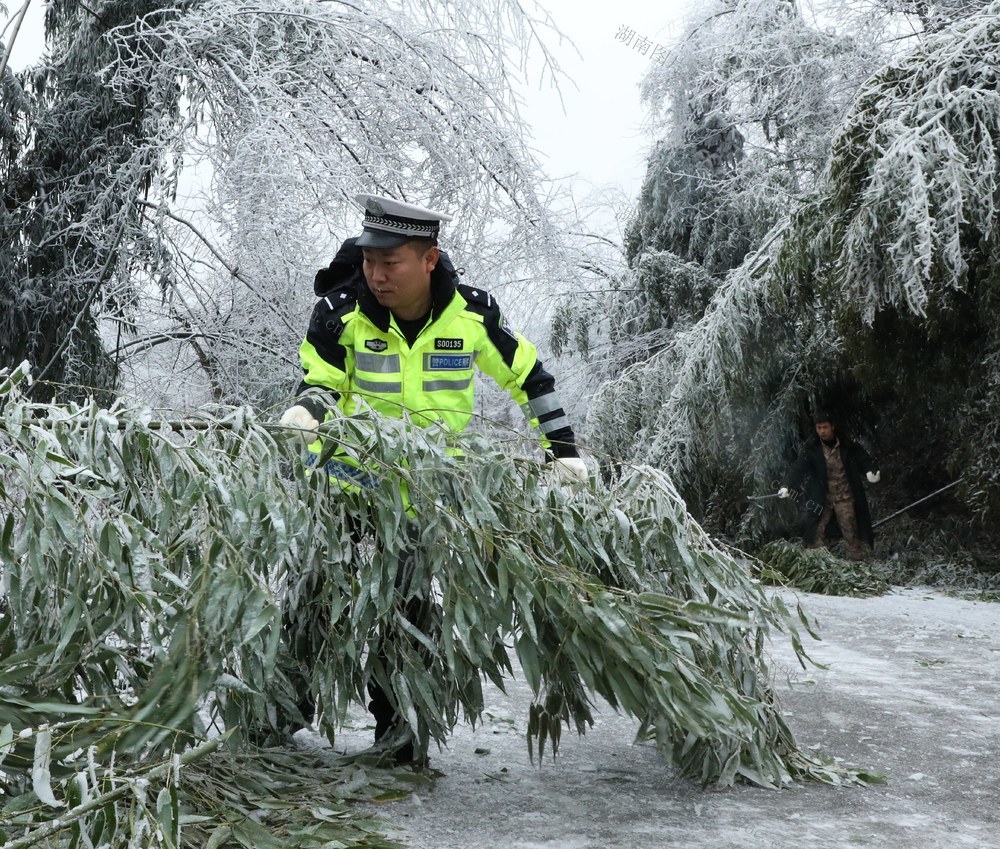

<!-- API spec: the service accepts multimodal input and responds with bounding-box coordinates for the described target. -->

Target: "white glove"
[279,405,321,444]
[777,487,790,499]
[866,470,881,483]
[552,456,589,483]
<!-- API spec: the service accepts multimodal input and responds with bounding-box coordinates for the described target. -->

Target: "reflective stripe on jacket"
[295,254,577,458]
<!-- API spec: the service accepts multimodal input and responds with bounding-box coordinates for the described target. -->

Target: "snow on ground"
[301,588,1000,849]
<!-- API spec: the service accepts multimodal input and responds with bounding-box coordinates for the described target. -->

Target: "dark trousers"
[281,518,431,744]
[367,541,433,741]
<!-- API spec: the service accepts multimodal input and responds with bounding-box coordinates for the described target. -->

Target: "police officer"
[279,194,586,760]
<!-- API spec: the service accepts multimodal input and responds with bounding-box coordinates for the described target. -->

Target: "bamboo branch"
[2,733,229,849]
[0,0,32,81]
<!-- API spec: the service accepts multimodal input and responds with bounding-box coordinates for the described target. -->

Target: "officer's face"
[815,422,835,441]
[362,243,439,320]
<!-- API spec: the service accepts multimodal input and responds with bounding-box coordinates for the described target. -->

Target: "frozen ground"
[301,588,1000,849]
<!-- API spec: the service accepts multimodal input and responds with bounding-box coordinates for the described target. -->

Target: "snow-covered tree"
[875,0,994,31]
[104,0,571,407]
[2,0,568,407]
[628,0,871,266]
[553,0,888,415]
[628,0,887,292]
[813,2,1000,521]
[589,1,1000,536]
[0,0,179,404]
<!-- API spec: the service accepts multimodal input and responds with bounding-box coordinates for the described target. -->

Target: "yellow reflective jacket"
[294,246,578,477]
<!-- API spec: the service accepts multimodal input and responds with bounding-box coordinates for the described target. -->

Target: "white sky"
[519,0,692,200]
[2,0,44,70]
[3,0,692,203]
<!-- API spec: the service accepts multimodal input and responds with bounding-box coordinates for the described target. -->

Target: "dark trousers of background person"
[810,498,867,561]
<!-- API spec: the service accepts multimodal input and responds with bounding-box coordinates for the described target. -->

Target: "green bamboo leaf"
[512,581,538,642]
[371,789,409,803]
[392,612,438,657]
[41,491,78,545]
[231,816,287,849]
[31,727,62,808]
[97,521,123,564]
[537,709,549,761]
[393,675,420,733]
[85,801,114,848]
[155,784,180,848]
[215,673,258,695]
[0,724,14,770]
[494,554,510,601]
[50,597,85,665]
[1,512,15,560]
[515,634,541,694]
[591,595,631,640]
[203,824,234,849]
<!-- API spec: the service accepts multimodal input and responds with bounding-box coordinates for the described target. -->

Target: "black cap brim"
[355,229,411,249]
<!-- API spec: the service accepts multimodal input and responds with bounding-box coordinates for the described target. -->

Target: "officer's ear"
[421,244,440,272]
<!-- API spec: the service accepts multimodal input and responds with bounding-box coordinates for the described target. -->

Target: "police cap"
[354,194,452,249]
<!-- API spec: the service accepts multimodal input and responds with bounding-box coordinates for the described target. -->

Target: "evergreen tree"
[624,92,757,279]
[2,0,566,408]
[621,0,881,326]
[552,0,885,401]
[0,1,182,403]
[589,1,1000,539]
